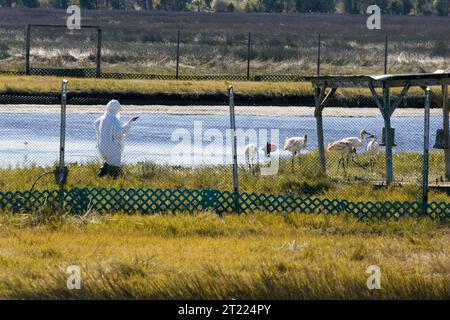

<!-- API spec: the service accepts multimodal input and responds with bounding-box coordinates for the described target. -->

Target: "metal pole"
[58,80,69,212]
[246,32,251,81]
[443,84,450,179]
[96,28,102,78]
[422,87,431,216]
[25,24,31,75]
[384,34,388,75]
[316,33,321,76]
[176,30,180,80]
[228,85,240,214]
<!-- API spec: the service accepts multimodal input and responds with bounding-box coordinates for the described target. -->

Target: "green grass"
[1,152,449,202]
[0,211,448,299]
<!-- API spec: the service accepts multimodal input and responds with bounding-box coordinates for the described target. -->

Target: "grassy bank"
[0,75,311,96]
[0,75,431,104]
[0,212,448,299]
[1,153,449,202]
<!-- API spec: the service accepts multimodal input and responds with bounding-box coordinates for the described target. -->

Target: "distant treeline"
[0,0,448,16]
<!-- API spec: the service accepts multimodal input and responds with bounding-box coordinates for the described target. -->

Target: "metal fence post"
[57,80,69,212]
[316,33,321,76]
[384,34,388,74]
[246,32,251,80]
[25,24,31,75]
[422,87,431,216]
[443,84,450,179]
[96,28,102,78]
[228,85,240,214]
[176,30,180,80]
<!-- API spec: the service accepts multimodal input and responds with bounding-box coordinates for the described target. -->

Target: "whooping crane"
[283,135,308,171]
[244,144,258,175]
[244,142,277,175]
[327,140,355,173]
[366,134,380,172]
[341,129,370,149]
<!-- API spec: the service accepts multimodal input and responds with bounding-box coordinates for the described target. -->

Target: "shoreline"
[0,105,442,117]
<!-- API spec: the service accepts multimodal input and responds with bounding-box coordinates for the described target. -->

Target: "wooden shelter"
[311,72,450,184]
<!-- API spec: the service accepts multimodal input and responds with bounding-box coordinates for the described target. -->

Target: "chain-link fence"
[0,81,449,218]
[0,20,449,217]
[0,24,448,80]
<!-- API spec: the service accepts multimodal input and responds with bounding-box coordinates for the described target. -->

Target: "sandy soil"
[0,104,443,117]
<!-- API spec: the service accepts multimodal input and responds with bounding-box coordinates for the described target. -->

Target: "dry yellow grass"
[0,75,312,96]
[0,211,448,299]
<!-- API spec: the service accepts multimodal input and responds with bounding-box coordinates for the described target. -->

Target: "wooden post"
[443,84,450,179]
[96,28,102,78]
[315,87,326,172]
[383,84,393,184]
[176,30,180,80]
[25,24,31,75]
[246,32,251,81]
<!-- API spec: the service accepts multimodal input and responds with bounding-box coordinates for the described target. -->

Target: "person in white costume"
[94,100,138,178]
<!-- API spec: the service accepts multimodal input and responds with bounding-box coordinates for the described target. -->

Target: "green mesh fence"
[0,188,448,221]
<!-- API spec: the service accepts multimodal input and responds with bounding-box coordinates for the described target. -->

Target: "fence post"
[57,80,69,212]
[96,28,102,78]
[422,88,431,216]
[25,24,31,75]
[384,34,388,74]
[228,85,240,214]
[383,84,393,184]
[316,33,321,76]
[443,84,450,179]
[176,30,180,80]
[246,32,251,80]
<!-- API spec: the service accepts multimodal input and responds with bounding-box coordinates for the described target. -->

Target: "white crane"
[327,140,355,173]
[244,142,276,175]
[283,135,308,171]
[340,129,370,149]
[244,144,258,175]
[366,134,380,172]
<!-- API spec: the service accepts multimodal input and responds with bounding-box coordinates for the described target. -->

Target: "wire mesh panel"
[320,33,386,76]
[251,33,318,76]
[0,25,25,73]
[28,26,99,71]
[101,28,177,75]
[178,32,248,76]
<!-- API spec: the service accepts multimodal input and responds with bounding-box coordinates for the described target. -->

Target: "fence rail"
[0,188,448,221]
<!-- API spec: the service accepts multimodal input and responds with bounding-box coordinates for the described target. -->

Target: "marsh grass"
[1,152,449,203]
[0,10,448,75]
[0,212,448,299]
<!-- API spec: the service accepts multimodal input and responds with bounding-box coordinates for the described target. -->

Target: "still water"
[0,112,437,168]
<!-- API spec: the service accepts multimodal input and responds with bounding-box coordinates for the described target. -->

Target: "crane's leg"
[291,156,294,172]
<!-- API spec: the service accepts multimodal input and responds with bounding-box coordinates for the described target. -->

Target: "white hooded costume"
[94,100,133,167]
